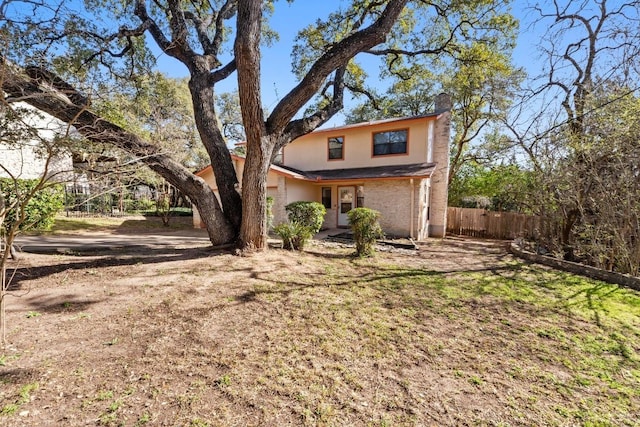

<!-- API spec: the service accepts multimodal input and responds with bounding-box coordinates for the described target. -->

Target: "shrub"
[134,197,156,212]
[0,178,64,233]
[348,207,384,257]
[156,192,171,226]
[275,201,326,250]
[284,201,326,234]
[266,196,274,231]
[273,222,313,250]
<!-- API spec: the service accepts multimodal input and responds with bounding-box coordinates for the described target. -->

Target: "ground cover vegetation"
[0,238,638,425]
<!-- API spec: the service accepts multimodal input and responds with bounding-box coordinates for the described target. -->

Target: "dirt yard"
[1,236,638,426]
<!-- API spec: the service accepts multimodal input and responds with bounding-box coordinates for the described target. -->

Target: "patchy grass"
[1,240,638,426]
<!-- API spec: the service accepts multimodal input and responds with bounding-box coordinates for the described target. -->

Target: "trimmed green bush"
[0,178,64,233]
[348,207,384,257]
[284,201,326,234]
[273,222,313,250]
[275,201,326,251]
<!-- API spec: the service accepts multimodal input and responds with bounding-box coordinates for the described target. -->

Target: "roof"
[304,113,441,135]
[196,156,436,183]
[277,162,437,182]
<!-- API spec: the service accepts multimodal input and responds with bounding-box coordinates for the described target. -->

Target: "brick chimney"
[428,93,451,237]
[434,92,452,114]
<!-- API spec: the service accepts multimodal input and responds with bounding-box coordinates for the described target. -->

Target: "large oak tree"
[1,0,515,250]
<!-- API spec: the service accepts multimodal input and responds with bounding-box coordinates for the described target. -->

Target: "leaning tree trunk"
[189,69,243,232]
[152,158,236,245]
[1,61,236,246]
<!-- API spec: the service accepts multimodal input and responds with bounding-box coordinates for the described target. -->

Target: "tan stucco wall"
[284,179,318,205]
[269,178,325,227]
[197,158,279,192]
[283,117,435,171]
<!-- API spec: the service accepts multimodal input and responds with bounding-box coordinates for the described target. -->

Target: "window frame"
[321,187,332,209]
[371,128,409,157]
[327,135,345,161]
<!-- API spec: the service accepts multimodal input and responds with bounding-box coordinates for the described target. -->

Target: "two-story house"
[194,93,451,239]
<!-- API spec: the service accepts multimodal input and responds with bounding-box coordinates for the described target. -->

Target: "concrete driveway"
[14,228,213,255]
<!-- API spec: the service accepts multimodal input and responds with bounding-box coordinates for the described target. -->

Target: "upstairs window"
[373,129,408,156]
[328,136,344,160]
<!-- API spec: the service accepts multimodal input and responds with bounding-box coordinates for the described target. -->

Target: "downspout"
[410,178,414,239]
[427,121,434,164]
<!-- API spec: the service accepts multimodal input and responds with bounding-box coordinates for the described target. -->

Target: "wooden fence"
[446,207,539,240]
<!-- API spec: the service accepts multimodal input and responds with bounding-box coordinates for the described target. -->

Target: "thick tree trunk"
[189,70,243,232]
[239,138,273,249]
[235,0,269,250]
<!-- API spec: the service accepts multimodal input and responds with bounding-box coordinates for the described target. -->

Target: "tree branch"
[266,0,408,135]
[282,66,347,143]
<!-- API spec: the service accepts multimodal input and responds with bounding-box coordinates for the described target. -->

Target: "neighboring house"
[0,103,73,182]
[194,93,451,239]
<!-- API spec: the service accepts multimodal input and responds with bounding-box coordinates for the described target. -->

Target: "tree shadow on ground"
[0,368,40,385]
[9,295,106,315]
[230,262,526,306]
[4,246,226,291]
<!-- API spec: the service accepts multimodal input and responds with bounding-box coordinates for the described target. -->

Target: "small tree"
[156,192,171,226]
[275,201,326,251]
[0,178,66,345]
[155,180,174,227]
[0,97,71,345]
[348,208,384,257]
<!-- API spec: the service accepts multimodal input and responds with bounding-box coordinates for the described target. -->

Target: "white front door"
[338,186,355,227]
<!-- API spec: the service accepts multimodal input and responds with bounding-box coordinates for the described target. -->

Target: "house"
[194,93,451,239]
[0,103,73,181]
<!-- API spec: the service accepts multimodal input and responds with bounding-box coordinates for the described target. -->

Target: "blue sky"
[7,0,544,126]
[151,0,544,127]
[156,1,353,113]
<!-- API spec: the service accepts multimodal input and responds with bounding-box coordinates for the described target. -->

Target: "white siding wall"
[1,104,73,180]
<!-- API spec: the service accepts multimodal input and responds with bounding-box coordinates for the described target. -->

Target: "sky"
[6,0,548,128]
[150,0,546,128]
[155,1,356,119]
